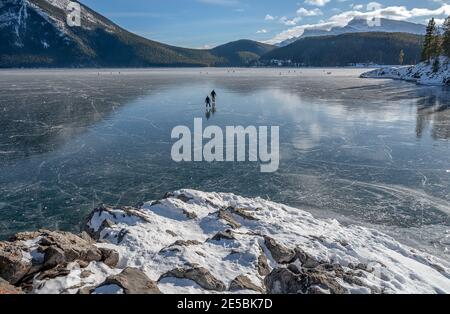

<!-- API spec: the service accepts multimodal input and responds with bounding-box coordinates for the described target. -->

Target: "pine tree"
[433,57,440,73]
[442,16,450,57]
[422,18,437,61]
[399,49,405,65]
[431,22,442,59]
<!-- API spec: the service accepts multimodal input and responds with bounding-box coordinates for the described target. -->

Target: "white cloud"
[279,7,323,26]
[266,4,450,44]
[297,8,323,17]
[265,14,275,21]
[304,0,330,7]
[256,29,268,33]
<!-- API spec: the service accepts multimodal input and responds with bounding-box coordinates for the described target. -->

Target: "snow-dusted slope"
[361,56,450,86]
[5,189,449,294]
[0,0,222,67]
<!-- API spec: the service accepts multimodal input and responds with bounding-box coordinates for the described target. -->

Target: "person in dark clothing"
[205,96,211,108]
[211,90,217,102]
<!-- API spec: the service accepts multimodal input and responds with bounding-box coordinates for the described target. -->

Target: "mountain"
[278,18,426,47]
[211,39,276,66]
[0,0,273,68]
[261,32,424,67]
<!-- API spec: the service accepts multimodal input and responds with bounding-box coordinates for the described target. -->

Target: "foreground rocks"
[0,230,119,293]
[93,268,161,294]
[1,189,449,294]
[159,266,227,292]
[0,277,22,294]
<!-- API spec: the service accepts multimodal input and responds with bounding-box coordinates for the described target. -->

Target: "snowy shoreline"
[361,57,450,86]
[1,189,449,294]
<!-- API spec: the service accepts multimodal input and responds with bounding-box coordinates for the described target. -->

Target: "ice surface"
[0,68,449,260]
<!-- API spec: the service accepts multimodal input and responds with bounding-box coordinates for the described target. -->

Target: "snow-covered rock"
[1,190,449,294]
[361,56,450,86]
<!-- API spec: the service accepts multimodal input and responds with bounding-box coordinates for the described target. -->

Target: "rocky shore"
[361,56,450,86]
[1,189,449,294]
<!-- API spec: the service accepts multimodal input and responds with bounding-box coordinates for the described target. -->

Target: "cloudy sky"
[81,0,450,47]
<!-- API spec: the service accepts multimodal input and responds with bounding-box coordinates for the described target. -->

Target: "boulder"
[218,210,241,229]
[97,267,161,294]
[35,264,70,281]
[39,231,103,269]
[295,248,320,269]
[171,240,203,247]
[211,230,235,241]
[256,253,271,276]
[229,275,264,293]
[0,277,22,294]
[263,236,296,264]
[99,248,120,268]
[265,268,346,294]
[159,266,226,291]
[226,207,258,221]
[0,242,32,285]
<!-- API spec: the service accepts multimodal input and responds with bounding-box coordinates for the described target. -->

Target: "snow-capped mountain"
[0,0,217,67]
[0,0,120,66]
[278,17,426,47]
[0,0,276,67]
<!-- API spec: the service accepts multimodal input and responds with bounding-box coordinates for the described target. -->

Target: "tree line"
[421,16,450,70]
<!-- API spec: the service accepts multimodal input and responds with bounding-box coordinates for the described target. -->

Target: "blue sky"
[81,0,450,47]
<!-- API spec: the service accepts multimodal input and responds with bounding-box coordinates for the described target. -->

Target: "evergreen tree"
[399,49,405,65]
[433,57,440,73]
[442,16,450,57]
[432,23,442,58]
[422,18,437,61]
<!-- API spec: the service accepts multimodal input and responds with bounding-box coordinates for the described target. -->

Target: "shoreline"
[1,189,449,294]
[361,56,450,86]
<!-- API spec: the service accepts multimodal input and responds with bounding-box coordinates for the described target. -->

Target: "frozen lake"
[0,68,449,257]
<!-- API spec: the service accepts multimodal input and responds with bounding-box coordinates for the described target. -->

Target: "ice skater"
[205,95,211,108]
[211,90,217,102]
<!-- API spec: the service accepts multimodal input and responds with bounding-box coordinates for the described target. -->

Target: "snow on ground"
[361,56,450,86]
[29,189,450,294]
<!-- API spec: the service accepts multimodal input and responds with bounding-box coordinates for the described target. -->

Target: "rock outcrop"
[1,189,449,294]
[159,266,226,292]
[229,275,265,293]
[0,277,22,294]
[263,236,296,264]
[95,268,161,294]
[0,230,119,292]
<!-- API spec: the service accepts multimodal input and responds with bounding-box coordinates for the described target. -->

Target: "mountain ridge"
[278,17,426,47]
